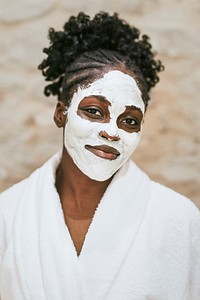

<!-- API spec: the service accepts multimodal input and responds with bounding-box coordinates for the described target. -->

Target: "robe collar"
[8,152,150,300]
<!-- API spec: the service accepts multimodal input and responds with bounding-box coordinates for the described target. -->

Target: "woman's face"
[64,70,145,181]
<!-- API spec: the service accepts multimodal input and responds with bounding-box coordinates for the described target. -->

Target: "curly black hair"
[38,12,164,107]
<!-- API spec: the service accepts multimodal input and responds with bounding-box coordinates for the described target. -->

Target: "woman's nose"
[99,130,120,141]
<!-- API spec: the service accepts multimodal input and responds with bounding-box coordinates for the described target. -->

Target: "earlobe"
[54,101,67,128]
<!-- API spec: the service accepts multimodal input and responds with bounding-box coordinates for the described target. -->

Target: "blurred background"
[0,0,200,208]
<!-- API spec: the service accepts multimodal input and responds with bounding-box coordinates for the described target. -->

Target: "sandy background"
[0,0,200,208]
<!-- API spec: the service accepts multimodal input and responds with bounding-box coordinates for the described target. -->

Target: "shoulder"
[150,180,199,213]
[0,152,60,216]
[0,177,30,259]
[149,180,200,232]
[0,177,29,219]
[127,160,200,224]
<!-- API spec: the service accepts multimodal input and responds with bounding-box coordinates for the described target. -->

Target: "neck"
[55,148,112,220]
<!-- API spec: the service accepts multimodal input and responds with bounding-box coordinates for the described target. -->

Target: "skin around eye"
[85,108,102,116]
[84,107,103,117]
[79,106,105,121]
[77,96,143,130]
[117,113,142,133]
[121,117,140,131]
[117,105,143,133]
[122,118,137,125]
[77,96,111,123]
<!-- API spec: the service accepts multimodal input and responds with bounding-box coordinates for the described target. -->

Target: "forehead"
[71,70,145,114]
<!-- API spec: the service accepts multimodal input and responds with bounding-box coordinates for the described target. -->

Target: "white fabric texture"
[0,152,200,300]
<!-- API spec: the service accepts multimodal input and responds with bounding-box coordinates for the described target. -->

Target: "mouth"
[85,145,120,160]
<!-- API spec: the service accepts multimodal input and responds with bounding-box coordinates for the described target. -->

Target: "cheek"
[65,112,101,139]
[119,129,142,151]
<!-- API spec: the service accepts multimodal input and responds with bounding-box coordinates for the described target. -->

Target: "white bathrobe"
[0,152,200,300]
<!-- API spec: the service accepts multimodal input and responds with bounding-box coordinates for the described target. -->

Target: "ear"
[54,101,67,128]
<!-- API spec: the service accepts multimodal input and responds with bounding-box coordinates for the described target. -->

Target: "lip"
[85,145,120,160]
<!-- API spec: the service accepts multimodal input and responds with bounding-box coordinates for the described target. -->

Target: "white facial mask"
[64,70,145,181]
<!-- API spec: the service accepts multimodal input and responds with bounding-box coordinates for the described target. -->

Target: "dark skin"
[55,101,113,256]
[54,76,144,256]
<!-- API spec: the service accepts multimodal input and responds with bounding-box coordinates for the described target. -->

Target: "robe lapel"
[79,160,151,299]
[8,153,83,300]
[37,155,83,300]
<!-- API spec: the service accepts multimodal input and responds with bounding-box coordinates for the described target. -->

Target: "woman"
[0,12,200,300]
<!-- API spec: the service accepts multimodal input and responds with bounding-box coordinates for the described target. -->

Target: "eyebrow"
[87,95,111,104]
[125,105,143,114]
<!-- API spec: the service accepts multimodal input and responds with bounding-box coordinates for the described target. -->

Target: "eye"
[77,96,111,122]
[122,118,137,126]
[117,114,141,133]
[80,106,105,120]
[85,107,102,117]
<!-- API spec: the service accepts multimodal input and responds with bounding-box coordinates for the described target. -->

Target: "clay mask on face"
[64,70,145,181]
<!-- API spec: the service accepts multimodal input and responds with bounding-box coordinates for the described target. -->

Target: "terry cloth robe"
[0,153,200,300]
